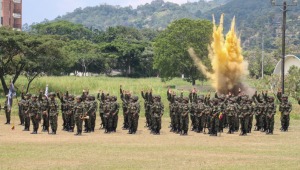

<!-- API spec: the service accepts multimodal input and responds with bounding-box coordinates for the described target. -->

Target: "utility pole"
[271,0,298,94]
[262,35,264,79]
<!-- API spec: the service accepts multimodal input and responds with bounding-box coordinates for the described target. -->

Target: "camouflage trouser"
[234,115,239,131]
[180,115,189,131]
[255,114,261,130]
[195,115,202,132]
[152,116,162,131]
[18,107,24,124]
[68,113,75,130]
[49,115,58,132]
[281,114,290,131]
[108,114,118,131]
[240,115,249,134]
[259,114,266,131]
[100,112,105,127]
[175,113,181,132]
[5,110,11,123]
[84,113,91,131]
[266,114,274,133]
[90,112,96,131]
[210,116,219,135]
[146,106,151,127]
[190,112,195,129]
[24,114,30,130]
[75,115,83,133]
[170,112,176,130]
[122,107,129,128]
[104,113,110,131]
[228,116,235,133]
[62,111,67,128]
[128,114,139,133]
[31,115,39,132]
[248,115,253,132]
[42,113,49,131]
[219,114,224,132]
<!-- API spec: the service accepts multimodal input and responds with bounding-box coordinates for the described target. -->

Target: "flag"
[45,84,49,98]
[219,112,223,120]
[7,82,16,109]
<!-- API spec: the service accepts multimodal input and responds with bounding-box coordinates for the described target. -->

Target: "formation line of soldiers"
[1,87,296,136]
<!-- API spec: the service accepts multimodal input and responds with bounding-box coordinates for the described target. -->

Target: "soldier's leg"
[5,110,11,124]
[248,115,253,133]
[133,115,139,134]
[195,116,200,132]
[270,115,274,134]
[157,117,161,134]
[180,116,184,135]
[244,115,249,135]
[91,114,95,132]
[113,115,118,132]
[280,114,284,130]
[219,117,223,132]
[30,116,36,133]
[100,112,105,128]
[53,115,58,133]
[239,118,244,135]
[185,116,189,135]
[46,115,50,132]
[69,114,75,132]
[234,116,239,132]
[108,116,113,133]
[127,114,132,133]
[259,115,265,132]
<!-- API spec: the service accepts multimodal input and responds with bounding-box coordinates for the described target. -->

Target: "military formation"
[1,86,297,136]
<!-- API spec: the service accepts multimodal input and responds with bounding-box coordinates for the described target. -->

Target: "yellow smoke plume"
[189,14,249,94]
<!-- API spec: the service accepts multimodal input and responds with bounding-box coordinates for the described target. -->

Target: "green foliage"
[153,19,213,85]
[285,66,300,99]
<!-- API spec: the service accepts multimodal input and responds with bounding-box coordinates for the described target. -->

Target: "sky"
[23,0,199,25]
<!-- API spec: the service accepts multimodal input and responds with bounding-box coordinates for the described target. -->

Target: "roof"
[273,54,300,75]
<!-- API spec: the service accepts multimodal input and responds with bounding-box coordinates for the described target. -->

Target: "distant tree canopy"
[153,19,213,85]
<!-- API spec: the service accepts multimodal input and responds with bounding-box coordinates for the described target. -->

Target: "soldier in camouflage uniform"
[238,97,251,136]
[2,96,11,124]
[142,90,152,128]
[189,89,197,131]
[87,95,98,132]
[215,93,226,132]
[172,96,181,133]
[74,96,84,136]
[48,92,59,135]
[210,98,220,136]
[277,92,292,132]
[103,96,112,133]
[18,96,25,125]
[194,95,206,133]
[22,93,31,131]
[39,91,49,132]
[27,95,41,134]
[97,91,106,129]
[225,98,237,134]
[57,91,69,131]
[127,96,140,134]
[247,98,254,133]
[120,86,131,130]
[83,96,91,133]
[67,95,75,132]
[265,96,276,134]
[109,96,119,132]
[252,92,265,131]
[167,88,176,132]
[150,95,164,135]
[180,97,189,136]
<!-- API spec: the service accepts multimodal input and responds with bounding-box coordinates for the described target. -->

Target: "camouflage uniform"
[278,94,292,132]
[74,97,84,136]
[210,99,220,136]
[167,90,176,131]
[87,96,98,132]
[67,96,75,132]
[57,92,69,131]
[48,93,59,134]
[97,92,106,129]
[247,99,254,133]
[142,91,152,127]
[120,88,131,129]
[265,97,276,134]
[238,100,251,136]
[28,95,41,134]
[103,97,112,133]
[109,96,119,132]
[225,99,237,134]
[3,98,11,124]
[150,96,164,135]
[39,92,49,132]
[22,94,31,131]
[194,96,206,133]
[18,98,25,125]
[127,96,140,134]
[173,97,181,133]
[180,97,190,136]
[189,92,197,131]
[83,98,91,133]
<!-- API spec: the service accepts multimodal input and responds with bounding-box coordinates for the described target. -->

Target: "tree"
[153,18,213,85]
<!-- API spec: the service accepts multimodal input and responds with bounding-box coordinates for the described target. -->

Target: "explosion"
[189,14,249,95]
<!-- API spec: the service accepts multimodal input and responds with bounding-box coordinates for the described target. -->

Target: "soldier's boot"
[69,127,74,132]
[184,130,188,136]
[157,129,160,135]
[128,129,132,134]
[239,131,244,136]
[227,130,231,134]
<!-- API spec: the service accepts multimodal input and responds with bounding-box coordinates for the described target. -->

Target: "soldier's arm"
[141,91,145,100]
[38,91,43,101]
[276,92,282,102]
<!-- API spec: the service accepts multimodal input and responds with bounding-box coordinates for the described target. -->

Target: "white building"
[273,55,300,75]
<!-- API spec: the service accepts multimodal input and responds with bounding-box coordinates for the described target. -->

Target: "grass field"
[0,76,300,169]
[0,115,300,170]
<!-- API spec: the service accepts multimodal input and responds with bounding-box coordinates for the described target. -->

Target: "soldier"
[141,90,151,127]
[83,96,91,133]
[210,98,220,136]
[103,96,112,133]
[2,96,11,124]
[189,89,197,131]
[27,95,41,134]
[109,96,119,133]
[120,86,131,130]
[18,96,25,125]
[215,93,226,132]
[194,95,206,133]
[238,97,251,136]
[67,95,75,132]
[74,96,84,136]
[167,88,175,131]
[22,93,31,131]
[150,95,164,135]
[265,96,276,135]
[247,99,254,133]
[252,92,265,131]
[278,93,292,132]
[39,91,49,132]
[126,96,140,134]
[180,97,190,136]
[225,98,237,134]
[97,91,106,129]
[48,92,59,135]
[57,91,69,131]
[87,95,98,132]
